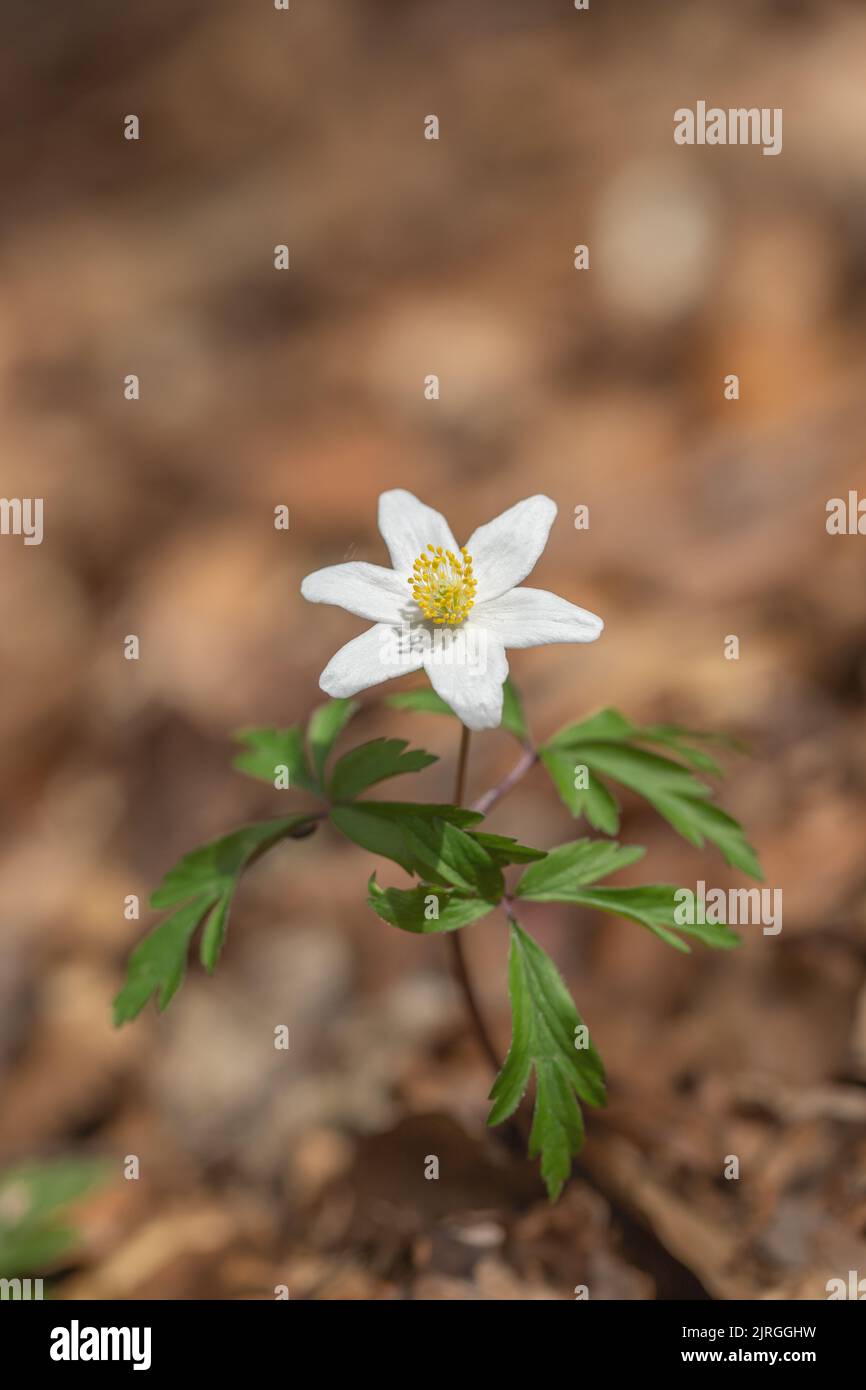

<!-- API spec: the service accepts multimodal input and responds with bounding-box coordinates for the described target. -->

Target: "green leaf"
[367,874,495,934]
[544,884,741,953]
[539,746,621,835]
[488,919,605,1201]
[402,816,504,898]
[233,726,317,792]
[149,818,304,910]
[329,737,438,801]
[543,708,762,879]
[386,689,454,717]
[387,676,529,741]
[0,1160,110,1228]
[501,677,529,742]
[635,724,728,777]
[0,1226,78,1280]
[648,795,763,881]
[330,800,481,873]
[199,895,231,973]
[556,708,634,741]
[555,739,712,803]
[306,698,359,785]
[516,838,644,899]
[332,800,503,898]
[468,832,547,866]
[114,815,314,1024]
[0,1160,110,1281]
[114,894,217,1024]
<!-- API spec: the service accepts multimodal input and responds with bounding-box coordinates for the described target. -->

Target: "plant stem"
[448,920,502,1075]
[447,725,502,1074]
[454,723,472,806]
[472,744,539,816]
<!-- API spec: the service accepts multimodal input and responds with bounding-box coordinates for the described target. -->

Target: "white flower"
[300,490,603,731]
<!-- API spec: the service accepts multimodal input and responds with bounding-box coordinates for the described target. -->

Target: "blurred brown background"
[1,0,865,1300]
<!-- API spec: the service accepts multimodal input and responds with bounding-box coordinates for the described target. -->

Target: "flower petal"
[378,489,459,575]
[421,623,508,731]
[473,587,604,648]
[463,495,557,603]
[301,562,409,623]
[319,623,423,698]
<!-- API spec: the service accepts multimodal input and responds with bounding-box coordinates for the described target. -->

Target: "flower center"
[409,544,477,626]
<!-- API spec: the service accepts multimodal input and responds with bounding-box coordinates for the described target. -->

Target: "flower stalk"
[446,725,503,1074]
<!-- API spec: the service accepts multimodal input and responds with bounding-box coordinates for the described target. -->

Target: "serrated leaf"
[115,815,314,1024]
[539,746,621,834]
[367,874,496,933]
[329,801,482,875]
[549,884,741,953]
[233,726,317,792]
[329,737,438,801]
[401,816,504,898]
[559,740,713,801]
[543,708,762,879]
[149,818,304,909]
[516,838,644,899]
[649,795,763,881]
[635,724,726,777]
[306,698,359,785]
[333,800,502,896]
[113,893,216,1025]
[488,919,605,1201]
[468,832,547,865]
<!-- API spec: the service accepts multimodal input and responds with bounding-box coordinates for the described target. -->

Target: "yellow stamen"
[408,544,477,626]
